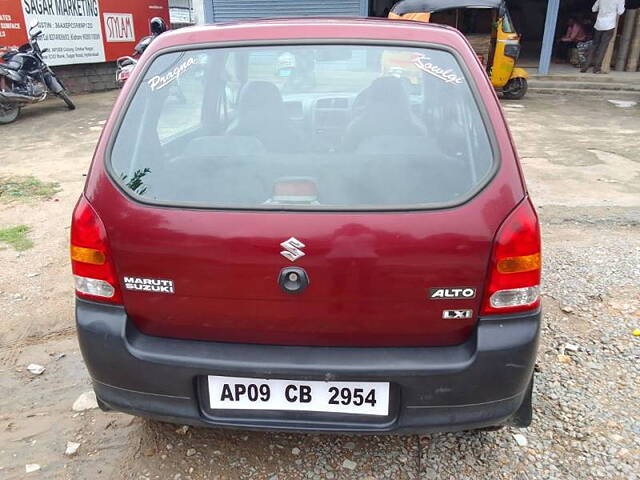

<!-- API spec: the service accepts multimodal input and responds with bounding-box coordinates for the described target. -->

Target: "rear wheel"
[96,396,112,412]
[476,425,505,431]
[509,375,534,427]
[59,90,76,110]
[0,104,21,124]
[502,77,528,100]
[475,375,533,431]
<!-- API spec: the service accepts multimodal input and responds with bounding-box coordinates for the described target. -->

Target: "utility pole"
[539,0,560,75]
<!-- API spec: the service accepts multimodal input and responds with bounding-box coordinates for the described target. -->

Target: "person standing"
[581,0,626,72]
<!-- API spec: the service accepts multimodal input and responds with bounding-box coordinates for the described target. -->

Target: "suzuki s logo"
[280,237,306,262]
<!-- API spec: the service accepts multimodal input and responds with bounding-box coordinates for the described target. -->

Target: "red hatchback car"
[71,18,541,433]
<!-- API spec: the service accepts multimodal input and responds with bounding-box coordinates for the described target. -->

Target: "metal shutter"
[210,0,367,22]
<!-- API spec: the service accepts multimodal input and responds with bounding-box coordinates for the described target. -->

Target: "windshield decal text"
[413,55,464,85]
[147,56,197,91]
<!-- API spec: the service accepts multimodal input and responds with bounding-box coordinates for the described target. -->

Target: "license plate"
[207,375,390,416]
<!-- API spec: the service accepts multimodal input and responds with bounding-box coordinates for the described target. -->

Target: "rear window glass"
[109,45,494,210]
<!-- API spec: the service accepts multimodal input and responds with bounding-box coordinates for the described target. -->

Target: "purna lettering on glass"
[148,57,198,91]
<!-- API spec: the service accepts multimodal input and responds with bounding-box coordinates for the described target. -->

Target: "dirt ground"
[0,92,638,480]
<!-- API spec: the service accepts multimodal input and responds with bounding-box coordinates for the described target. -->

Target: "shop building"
[0,0,170,93]
[196,0,640,74]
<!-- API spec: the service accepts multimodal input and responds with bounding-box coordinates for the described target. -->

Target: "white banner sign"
[103,12,134,42]
[21,0,105,66]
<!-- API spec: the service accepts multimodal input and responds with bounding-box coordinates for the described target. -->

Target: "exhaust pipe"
[0,91,44,104]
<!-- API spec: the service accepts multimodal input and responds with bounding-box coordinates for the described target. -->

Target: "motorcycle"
[116,17,167,85]
[0,22,75,124]
[115,55,138,85]
[115,35,154,84]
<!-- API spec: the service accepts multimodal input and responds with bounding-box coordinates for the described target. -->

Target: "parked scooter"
[0,22,75,124]
[116,17,168,85]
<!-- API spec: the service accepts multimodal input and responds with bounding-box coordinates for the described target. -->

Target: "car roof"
[145,16,471,54]
[391,0,503,14]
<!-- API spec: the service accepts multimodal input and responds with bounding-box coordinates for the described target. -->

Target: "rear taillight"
[481,198,541,315]
[117,69,130,83]
[70,196,121,304]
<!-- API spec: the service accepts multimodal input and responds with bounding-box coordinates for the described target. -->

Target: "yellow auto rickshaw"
[388,0,529,99]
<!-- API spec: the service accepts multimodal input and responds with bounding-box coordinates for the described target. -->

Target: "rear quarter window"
[109,44,496,210]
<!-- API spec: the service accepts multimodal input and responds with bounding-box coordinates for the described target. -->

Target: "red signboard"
[0,1,26,45]
[0,0,169,65]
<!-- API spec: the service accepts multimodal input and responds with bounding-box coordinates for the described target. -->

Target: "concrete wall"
[51,62,118,94]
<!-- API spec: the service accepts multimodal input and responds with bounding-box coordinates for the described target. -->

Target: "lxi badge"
[442,309,473,319]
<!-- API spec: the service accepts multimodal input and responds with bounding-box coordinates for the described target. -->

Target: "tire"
[475,375,533,431]
[0,104,21,124]
[59,90,76,110]
[96,396,112,412]
[502,77,528,100]
[476,425,505,432]
[509,375,534,428]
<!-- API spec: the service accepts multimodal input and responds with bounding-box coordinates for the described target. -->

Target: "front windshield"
[110,44,494,210]
[502,10,515,33]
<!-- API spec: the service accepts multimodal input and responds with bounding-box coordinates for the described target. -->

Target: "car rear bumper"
[76,299,540,433]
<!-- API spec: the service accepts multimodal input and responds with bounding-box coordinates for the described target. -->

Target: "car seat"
[343,76,426,151]
[226,81,303,153]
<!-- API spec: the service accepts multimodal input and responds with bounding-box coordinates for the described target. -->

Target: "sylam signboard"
[103,12,135,42]
[0,0,169,65]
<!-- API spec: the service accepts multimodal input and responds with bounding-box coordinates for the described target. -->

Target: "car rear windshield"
[109,44,495,210]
